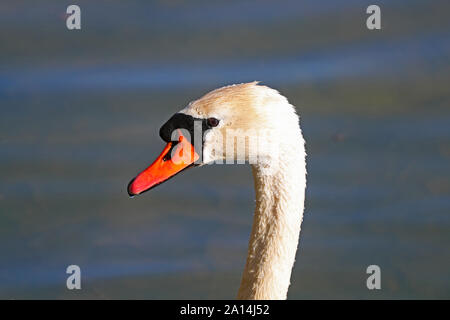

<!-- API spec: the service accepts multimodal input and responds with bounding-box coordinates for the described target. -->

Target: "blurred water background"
[0,0,449,299]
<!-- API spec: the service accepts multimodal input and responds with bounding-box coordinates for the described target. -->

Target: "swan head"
[128,81,302,196]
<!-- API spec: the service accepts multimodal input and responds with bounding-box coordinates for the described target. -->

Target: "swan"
[128,82,306,299]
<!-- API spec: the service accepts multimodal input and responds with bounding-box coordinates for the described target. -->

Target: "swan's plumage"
[182,82,307,299]
[129,82,306,299]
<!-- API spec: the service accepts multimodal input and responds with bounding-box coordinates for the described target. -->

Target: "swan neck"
[237,148,306,300]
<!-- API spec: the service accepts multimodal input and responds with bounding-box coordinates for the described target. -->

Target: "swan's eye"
[207,117,220,128]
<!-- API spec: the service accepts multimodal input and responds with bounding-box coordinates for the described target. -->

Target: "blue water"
[0,0,449,298]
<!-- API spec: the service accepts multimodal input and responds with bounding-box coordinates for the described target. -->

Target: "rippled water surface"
[0,0,449,298]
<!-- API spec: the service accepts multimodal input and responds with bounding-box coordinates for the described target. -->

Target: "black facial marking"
[159,113,213,161]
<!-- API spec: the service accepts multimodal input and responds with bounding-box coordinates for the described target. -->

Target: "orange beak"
[127,130,199,197]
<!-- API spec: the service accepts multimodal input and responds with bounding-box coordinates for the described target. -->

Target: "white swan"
[128,82,306,299]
